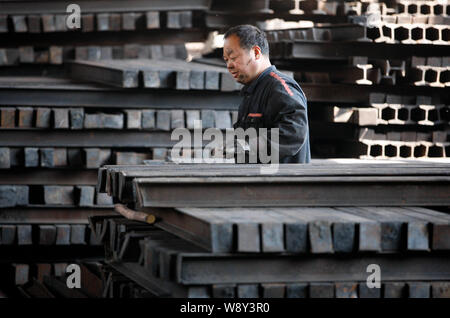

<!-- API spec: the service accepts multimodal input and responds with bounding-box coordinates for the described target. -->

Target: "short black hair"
[224,24,269,56]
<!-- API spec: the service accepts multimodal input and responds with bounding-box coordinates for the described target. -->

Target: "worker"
[223,24,311,163]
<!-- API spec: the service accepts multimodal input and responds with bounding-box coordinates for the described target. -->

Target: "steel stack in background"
[261,0,449,159]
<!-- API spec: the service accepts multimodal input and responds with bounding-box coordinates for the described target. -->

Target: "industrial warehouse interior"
[0,0,449,306]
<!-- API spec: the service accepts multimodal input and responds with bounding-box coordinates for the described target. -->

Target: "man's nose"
[226,61,235,71]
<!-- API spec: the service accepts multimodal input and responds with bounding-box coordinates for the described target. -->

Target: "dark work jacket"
[233,65,311,163]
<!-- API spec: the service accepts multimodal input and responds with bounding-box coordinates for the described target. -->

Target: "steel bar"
[175,253,450,285]
[282,41,450,60]
[99,162,450,200]
[133,175,450,207]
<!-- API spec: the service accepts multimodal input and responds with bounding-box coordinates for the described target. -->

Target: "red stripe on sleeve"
[270,71,294,96]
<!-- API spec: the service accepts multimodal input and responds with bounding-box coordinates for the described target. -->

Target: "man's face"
[223,34,258,85]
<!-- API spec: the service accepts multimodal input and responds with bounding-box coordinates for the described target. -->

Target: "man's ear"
[253,46,262,60]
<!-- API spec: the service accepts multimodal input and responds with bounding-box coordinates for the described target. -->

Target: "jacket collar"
[240,65,276,96]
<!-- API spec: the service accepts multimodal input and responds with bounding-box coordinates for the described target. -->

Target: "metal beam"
[176,253,450,285]
[107,163,450,199]
[134,176,450,207]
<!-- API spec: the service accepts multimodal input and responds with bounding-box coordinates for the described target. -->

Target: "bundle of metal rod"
[97,161,450,206]
[90,213,450,298]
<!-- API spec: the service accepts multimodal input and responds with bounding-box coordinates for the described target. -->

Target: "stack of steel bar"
[0,0,237,298]
[90,161,450,298]
[0,0,211,67]
[0,0,384,66]
[262,1,450,159]
[310,92,449,159]
[0,74,242,297]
